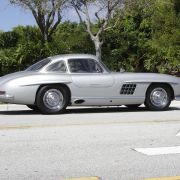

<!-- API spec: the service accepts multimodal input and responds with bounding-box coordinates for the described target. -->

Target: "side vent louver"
[120,84,136,95]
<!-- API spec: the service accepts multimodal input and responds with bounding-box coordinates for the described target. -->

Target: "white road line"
[134,146,180,156]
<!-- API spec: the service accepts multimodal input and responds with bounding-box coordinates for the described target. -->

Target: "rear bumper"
[0,94,14,103]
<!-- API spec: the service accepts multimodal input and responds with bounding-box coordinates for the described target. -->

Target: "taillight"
[0,91,5,95]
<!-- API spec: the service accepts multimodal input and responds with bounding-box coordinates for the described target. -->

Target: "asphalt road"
[0,102,180,180]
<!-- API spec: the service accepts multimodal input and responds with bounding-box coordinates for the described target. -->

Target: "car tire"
[36,85,69,114]
[145,84,172,111]
[27,105,39,111]
[125,104,141,109]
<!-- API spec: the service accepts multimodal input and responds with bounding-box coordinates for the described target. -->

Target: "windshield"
[26,58,51,71]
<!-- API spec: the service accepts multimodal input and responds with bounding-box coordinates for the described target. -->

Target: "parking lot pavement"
[0,101,180,180]
[1,119,180,180]
[65,177,100,180]
[0,101,180,129]
[144,176,180,180]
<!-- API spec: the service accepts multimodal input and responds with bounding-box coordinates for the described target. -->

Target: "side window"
[88,59,103,73]
[68,59,103,73]
[46,61,67,72]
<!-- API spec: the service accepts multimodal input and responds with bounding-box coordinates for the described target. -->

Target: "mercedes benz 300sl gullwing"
[0,54,180,114]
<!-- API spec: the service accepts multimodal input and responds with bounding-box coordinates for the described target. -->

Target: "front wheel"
[145,84,172,111]
[36,85,69,114]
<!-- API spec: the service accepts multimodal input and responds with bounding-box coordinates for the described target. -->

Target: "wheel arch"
[146,82,175,100]
[35,83,71,105]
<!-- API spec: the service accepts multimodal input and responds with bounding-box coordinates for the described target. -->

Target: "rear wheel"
[145,84,172,111]
[36,85,69,114]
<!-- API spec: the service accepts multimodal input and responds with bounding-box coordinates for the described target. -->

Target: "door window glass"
[68,59,103,73]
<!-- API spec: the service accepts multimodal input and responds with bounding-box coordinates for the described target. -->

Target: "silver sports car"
[0,54,180,114]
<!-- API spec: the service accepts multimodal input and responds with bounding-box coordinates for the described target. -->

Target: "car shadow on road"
[0,106,180,115]
[66,106,180,114]
[0,110,40,115]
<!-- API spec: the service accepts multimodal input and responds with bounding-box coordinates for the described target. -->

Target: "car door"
[68,58,115,98]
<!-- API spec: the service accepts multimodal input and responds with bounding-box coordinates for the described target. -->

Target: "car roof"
[49,54,98,61]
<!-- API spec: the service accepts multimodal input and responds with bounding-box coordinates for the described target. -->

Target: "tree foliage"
[0,0,179,76]
[146,0,180,73]
[103,0,180,73]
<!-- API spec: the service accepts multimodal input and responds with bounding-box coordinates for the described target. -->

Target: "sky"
[0,1,35,31]
[0,0,80,32]
[0,1,103,32]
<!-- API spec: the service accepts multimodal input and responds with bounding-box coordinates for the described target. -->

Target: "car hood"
[112,72,180,84]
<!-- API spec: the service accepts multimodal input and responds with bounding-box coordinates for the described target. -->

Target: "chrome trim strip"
[20,81,72,86]
[124,81,149,84]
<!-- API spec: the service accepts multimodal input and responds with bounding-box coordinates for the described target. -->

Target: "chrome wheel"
[43,89,64,110]
[37,85,69,114]
[150,88,168,108]
[145,84,172,111]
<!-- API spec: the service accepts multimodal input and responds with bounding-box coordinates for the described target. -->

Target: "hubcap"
[43,89,64,110]
[150,88,168,108]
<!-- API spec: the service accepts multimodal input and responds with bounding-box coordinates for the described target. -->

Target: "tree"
[52,22,94,54]
[71,0,124,60]
[146,0,180,73]
[103,0,154,72]
[0,23,94,75]
[103,0,180,74]
[10,0,67,42]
